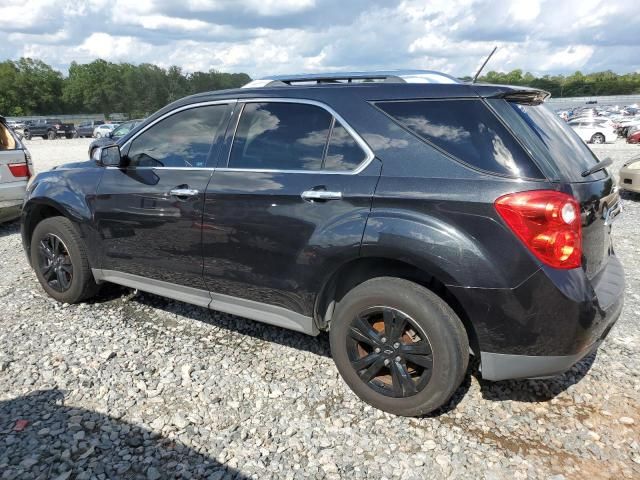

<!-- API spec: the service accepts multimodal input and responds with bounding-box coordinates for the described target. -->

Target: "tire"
[47,130,56,140]
[330,277,469,416]
[591,133,605,144]
[30,217,100,303]
[95,132,102,139]
[24,130,32,140]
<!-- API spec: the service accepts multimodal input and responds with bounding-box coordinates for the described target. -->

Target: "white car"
[0,117,32,223]
[93,124,118,138]
[568,119,617,144]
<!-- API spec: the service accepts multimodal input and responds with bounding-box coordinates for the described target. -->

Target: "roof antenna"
[472,46,498,84]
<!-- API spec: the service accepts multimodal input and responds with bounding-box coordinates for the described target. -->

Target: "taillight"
[8,163,30,178]
[495,190,582,269]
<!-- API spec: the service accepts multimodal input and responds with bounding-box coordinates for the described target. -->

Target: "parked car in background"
[627,130,640,144]
[76,120,105,138]
[6,120,26,134]
[21,71,624,416]
[0,116,32,222]
[93,124,117,138]
[23,119,76,140]
[569,119,617,144]
[619,156,640,193]
[88,119,144,158]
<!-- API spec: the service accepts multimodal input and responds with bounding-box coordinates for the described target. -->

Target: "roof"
[242,70,461,88]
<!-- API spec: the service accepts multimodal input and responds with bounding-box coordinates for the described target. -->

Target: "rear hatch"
[0,120,32,186]
[487,94,618,278]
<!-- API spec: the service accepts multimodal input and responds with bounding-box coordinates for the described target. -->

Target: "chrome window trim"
[222,98,375,175]
[118,97,375,175]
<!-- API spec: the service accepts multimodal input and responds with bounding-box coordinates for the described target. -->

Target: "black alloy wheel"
[37,233,73,292]
[347,306,433,398]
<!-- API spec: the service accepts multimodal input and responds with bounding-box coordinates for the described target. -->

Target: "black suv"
[21,71,624,416]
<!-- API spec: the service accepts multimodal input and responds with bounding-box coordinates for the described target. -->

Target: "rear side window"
[229,102,332,171]
[376,99,542,178]
[127,104,229,168]
[324,120,367,171]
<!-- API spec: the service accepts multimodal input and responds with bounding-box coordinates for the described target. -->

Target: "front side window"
[127,105,229,168]
[377,99,542,178]
[229,102,333,171]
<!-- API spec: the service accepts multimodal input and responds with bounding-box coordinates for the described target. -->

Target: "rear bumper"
[451,254,625,380]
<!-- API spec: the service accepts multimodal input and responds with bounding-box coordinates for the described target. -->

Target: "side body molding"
[92,269,318,336]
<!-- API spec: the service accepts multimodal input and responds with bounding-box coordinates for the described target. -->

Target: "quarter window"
[377,99,542,178]
[127,105,229,168]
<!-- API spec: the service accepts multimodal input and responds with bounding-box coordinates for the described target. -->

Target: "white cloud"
[0,0,638,78]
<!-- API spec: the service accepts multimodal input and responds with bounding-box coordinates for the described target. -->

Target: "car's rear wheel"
[591,133,605,144]
[31,217,100,303]
[329,277,469,416]
[47,130,56,140]
[24,131,32,140]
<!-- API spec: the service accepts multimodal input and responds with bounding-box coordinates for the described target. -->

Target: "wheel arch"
[314,256,480,356]
[22,199,74,258]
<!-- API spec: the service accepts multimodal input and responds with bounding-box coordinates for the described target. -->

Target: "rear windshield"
[0,123,17,150]
[376,99,543,179]
[489,100,605,182]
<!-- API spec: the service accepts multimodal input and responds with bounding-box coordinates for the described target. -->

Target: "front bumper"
[451,254,625,381]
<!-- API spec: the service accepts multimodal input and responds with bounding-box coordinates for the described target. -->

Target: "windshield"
[489,100,606,182]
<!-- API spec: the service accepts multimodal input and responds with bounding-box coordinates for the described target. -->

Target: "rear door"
[202,99,380,318]
[93,101,234,289]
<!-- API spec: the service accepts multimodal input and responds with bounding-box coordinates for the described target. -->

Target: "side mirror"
[93,144,122,167]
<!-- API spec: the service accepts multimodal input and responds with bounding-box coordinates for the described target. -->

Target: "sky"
[1,0,639,78]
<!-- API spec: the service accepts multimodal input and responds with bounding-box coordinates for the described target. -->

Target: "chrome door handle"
[301,190,343,201]
[169,188,199,197]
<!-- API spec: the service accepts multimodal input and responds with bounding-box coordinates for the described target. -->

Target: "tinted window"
[497,101,605,182]
[127,105,228,168]
[377,99,542,178]
[324,120,367,171]
[229,102,332,170]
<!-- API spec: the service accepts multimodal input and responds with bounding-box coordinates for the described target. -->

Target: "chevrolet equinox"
[21,71,625,416]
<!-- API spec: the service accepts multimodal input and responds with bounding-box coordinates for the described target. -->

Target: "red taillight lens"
[8,163,30,178]
[495,190,582,269]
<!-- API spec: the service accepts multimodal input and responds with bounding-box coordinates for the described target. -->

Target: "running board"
[92,269,318,336]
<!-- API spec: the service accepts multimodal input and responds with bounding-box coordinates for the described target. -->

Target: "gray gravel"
[1,138,639,479]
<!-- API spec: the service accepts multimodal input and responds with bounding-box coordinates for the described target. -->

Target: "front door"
[94,102,234,290]
[202,100,381,319]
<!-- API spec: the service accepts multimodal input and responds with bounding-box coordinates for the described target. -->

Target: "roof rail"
[242,70,461,88]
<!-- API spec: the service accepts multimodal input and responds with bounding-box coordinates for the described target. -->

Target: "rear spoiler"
[502,90,550,106]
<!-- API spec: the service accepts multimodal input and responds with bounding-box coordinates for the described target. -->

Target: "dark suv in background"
[21,71,624,416]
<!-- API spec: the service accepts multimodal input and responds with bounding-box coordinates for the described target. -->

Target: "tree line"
[0,58,251,118]
[472,69,640,98]
[1,58,639,117]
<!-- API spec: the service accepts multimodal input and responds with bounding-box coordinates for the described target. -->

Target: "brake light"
[495,190,582,269]
[8,163,30,178]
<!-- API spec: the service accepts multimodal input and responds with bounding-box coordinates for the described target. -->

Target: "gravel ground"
[0,138,639,480]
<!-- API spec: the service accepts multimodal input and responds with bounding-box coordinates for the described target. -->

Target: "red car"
[628,130,640,144]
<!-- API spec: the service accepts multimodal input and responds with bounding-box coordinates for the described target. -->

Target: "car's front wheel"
[330,277,469,416]
[591,133,605,144]
[31,217,100,304]
[47,130,56,140]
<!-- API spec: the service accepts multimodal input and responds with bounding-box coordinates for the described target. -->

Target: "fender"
[360,208,540,289]
[21,165,104,266]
